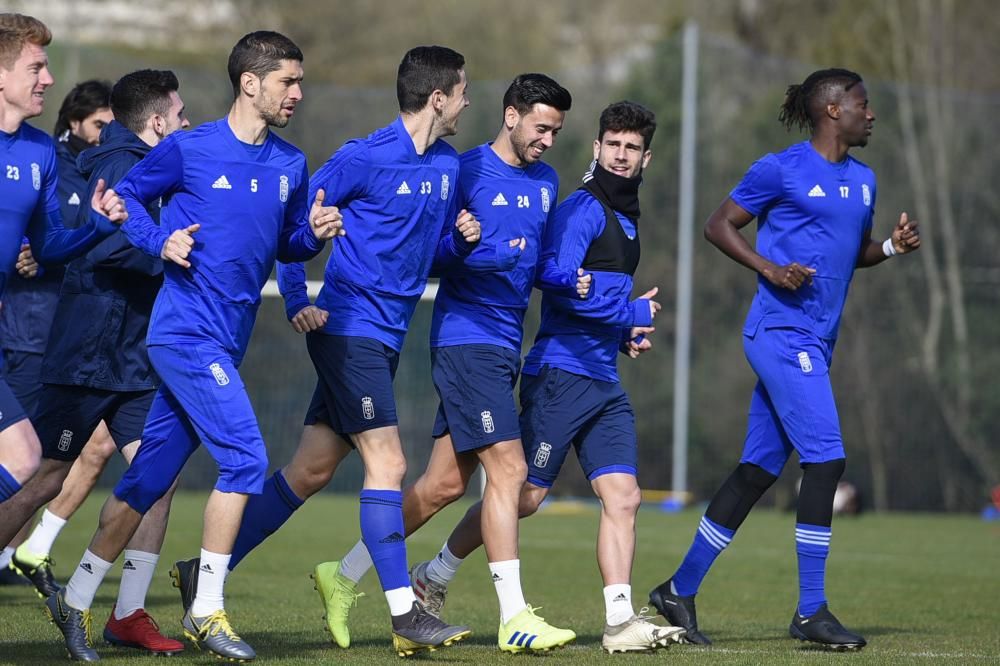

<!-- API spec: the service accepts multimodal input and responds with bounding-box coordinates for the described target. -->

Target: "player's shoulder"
[528,160,559,186]
[13,123,56,159]
[556,187,602,218]
[428,137,460,166]
[845,153,875,178]
[266,131,307,169]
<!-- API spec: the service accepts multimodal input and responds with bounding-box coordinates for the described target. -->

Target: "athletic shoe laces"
[201,610,242,642]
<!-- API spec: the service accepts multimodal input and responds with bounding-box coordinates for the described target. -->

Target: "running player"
[648,68,919,651]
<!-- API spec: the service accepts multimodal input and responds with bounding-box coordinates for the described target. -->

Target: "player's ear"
[240,71,259,98]
[826,102,841,121]
[641,149,652,170]
[504,106,519,131]
[593,139,601,161]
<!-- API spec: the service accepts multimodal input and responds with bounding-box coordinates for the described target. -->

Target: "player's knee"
[221,448,269,495]
[7,434,42,482]
[79,438,116,470]
[364,451,406,487]
[801,458,845,492]
[735,462,779,495]
[518,487,546,517]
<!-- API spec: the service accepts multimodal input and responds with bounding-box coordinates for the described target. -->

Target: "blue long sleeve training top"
[117,117,323,358]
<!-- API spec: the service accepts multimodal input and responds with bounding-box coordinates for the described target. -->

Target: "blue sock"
[0,464,22,502]
[671,516,735,597]
[229,470,304,570]
[360,489,409,591]
[795,523,831,617]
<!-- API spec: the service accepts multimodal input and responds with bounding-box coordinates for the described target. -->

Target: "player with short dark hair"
[45,31,341,662]
[320,72,580,653]
[0,12,126,508]
[412,101,685,654]
[648,68,919,651]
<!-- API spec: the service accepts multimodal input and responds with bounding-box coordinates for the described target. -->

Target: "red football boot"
[104,606,185,655]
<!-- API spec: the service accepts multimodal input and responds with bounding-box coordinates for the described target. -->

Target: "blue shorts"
[37,385,155,461]
[114,343,268,514]
[1,349,43,417]
[304,333,399,437]
[520,365,637,488]
[740,326,845,476]
[431,344,521,453]
[0,377,29,434]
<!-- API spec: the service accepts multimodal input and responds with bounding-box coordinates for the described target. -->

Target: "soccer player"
[317,73,581,653]
[0,12,127,505]
[414,101,683,654]
[0,69,190,656]
[647,68,919,651]
[170,45,479,658]
[45,32,341,662]
[1,79,113,590]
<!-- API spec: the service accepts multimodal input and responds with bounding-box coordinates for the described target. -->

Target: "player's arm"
[25,152,124,264]
[117,135,193,266]
[277,161,343,263]
[86,161,163,276]
[620,325,655,359]
[433,206,482,270]
[533,182,592,298]
[857,212,920,268]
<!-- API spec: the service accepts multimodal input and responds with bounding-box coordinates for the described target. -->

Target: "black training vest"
[579,184,641,276]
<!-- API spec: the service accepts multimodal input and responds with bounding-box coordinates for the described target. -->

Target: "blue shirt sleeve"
[276,260,309,320]
[276,160,324,263]
[118,135,185,258]
[309,140,370,207]
[729,153,783,217]
[25,149,118,264]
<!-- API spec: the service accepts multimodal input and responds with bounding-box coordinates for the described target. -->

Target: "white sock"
[385,586,417,616]
[64,550,113,610]
[604,583,634,626]
[0,546,13,569]
[425,542,464,585]
[114,550,158,619]
[25,509,68,557]
[489,559,527,624]
[339,540,373,584]
[189,549,230,618]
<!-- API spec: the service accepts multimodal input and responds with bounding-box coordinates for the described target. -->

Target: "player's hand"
[16,243,38,278]
[455,209,481,244]
[576,268,592,299]
[290,305,329,334]
[161,223,200,268]
[765,262,816,290]
[891,212,920,254]
[626,325,655,359]
[638,286,661,320]
[509,237,527,251]
[309,189,345,241]
[91,178,127,224]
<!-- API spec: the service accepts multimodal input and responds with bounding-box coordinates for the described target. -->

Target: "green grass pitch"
[2,492,998,664]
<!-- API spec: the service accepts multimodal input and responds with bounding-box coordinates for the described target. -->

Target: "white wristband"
[882,238,897,257]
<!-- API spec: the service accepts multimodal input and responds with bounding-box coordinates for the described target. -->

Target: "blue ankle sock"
[671,516,735,597]
[230,470,303,570]
[360,489,409,591]
[795,523,831,617]
[0,464,22,502]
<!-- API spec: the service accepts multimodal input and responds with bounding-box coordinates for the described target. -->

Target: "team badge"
[533,442,552,468]
[862,183,871,207]
[362,396,375,420]
[210,362,230,386]
[279,175,289,203]
[31,163,41,191]
[57,429,74,452]
[797,351,813,374]
[481,410,495,434]
[440,174,449,200]
[541,187,550,213]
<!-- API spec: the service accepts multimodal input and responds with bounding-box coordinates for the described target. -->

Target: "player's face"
[438,69,470,137]
[509,103,565,166]
[0,42,54,121]
[70,107,113,145]
[838,83,875,148]
[593,130,651,179]
[161,91,190,136]
[257,59,304,128]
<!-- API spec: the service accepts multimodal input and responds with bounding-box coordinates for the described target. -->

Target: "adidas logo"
[79,562,93,574]
[613,593,628,602]
[807,184,826,197]
[199,563,214,573]
[396,181,411,195]
[491,573,502,582]
[68,192,80,205]
[379,532,405,544]
[123,560,136,571]
[212,175,232,190]
[491,192,508,206]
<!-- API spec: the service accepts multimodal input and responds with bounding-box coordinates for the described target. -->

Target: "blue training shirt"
[0,123,118,326]
[429,143,559,352]
[277,116,470,352]
[118,117,324,358]
[731,141,876,341]
[522,189,653,383]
